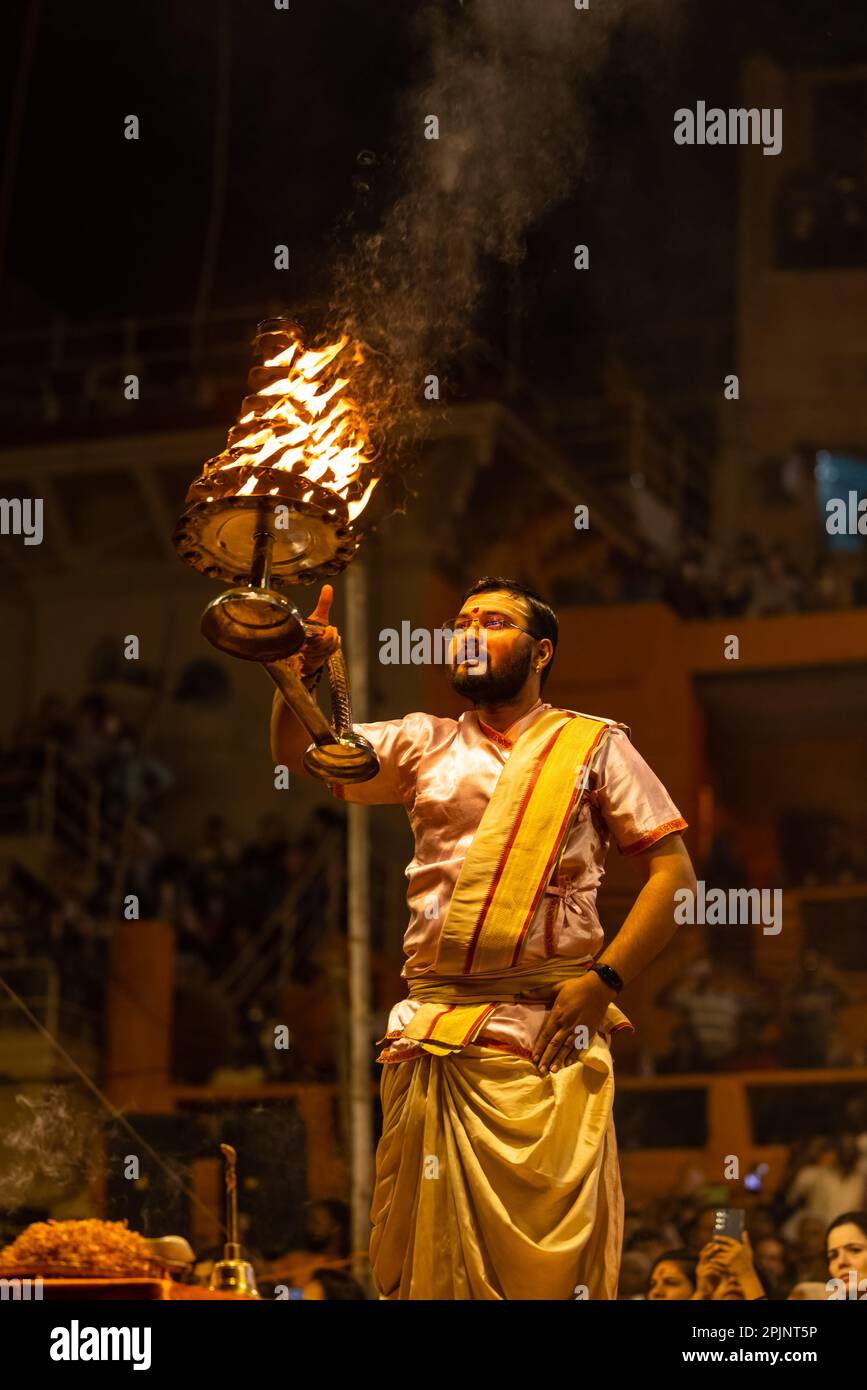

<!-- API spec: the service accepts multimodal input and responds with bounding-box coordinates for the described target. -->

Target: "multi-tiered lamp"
[173,316,380,782]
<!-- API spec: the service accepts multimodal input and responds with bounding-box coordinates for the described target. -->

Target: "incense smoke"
[0,1088,101,1208]
[330,0,677,447]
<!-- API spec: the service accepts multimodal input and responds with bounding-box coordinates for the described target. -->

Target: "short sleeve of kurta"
[591,724,687,855]
[329,712,446,808]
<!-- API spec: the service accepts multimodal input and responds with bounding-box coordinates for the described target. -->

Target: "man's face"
[447,590,537,704]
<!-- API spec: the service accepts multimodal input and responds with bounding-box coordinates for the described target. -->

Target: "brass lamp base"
[198,581,380,786]
[264,659,380,784]
[175,460,379,785]
[302,729,379,782]
[200,586,306,663]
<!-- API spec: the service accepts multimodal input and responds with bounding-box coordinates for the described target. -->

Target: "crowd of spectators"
[553,533,867,619]
[232,1197,367,1301]
[1,696,866,1302]
[620,1108,867,1300]
[178,1122,867,1299]
[1,690,174,918]
[660,534,867,620]
[2,687,865,1080]
[0,689,347,1077]
[2,679,865,1085]
[654,950,864,1074]
[182,1117,867,1299]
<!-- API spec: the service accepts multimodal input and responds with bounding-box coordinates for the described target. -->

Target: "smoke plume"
[0,1088,100,1209]
[330,0,674,447]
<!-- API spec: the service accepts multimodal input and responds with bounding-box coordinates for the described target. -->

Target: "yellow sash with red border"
[403,709,610,1055]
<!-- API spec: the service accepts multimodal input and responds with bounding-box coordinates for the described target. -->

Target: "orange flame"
[214,331,379,522]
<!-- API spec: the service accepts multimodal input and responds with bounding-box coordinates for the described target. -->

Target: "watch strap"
[590,962,624,993]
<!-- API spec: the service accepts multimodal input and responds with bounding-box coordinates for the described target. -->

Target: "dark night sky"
[2,1,867,409]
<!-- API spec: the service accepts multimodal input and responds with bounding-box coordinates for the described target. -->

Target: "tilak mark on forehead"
[462,592,533,624]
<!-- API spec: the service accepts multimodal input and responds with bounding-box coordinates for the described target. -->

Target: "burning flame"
[213,330,379,523]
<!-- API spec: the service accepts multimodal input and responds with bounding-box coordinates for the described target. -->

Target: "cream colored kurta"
[334,701,686,1063]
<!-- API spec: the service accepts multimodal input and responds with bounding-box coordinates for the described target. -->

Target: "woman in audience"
[825,1211,867,1297]
[646,1250,698,1300]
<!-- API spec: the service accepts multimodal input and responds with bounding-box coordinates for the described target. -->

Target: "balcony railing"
[0,302,292,431]
[0,956,60,1040]
[0,743,102,892]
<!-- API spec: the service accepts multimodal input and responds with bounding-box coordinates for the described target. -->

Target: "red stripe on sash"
[463,723,567,973]
[510,787,580,966]
[460,1004,496,1045]
[505,719,607,967]
[422,1005,454,1038]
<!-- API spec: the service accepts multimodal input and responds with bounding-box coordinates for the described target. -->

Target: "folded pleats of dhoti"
[370,1033,626,1299]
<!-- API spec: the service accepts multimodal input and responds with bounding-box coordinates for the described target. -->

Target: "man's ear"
[535,638,553,671]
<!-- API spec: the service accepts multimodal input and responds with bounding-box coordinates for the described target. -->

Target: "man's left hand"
[531,973,615,1075]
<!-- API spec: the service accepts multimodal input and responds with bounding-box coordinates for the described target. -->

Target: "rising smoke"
[330,0,675,445]
[0,1087,101,1209]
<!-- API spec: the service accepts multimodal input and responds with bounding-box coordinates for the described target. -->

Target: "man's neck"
[475,691,543,735]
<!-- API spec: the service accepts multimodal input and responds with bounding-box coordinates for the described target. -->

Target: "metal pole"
[344,561,374,1286]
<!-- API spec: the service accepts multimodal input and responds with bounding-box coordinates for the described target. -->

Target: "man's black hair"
[461,576,558,690]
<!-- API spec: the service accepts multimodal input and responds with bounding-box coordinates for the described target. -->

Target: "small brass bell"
[209,1144,260,1298]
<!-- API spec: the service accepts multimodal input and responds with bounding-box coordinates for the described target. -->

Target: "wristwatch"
[589,963,624,994]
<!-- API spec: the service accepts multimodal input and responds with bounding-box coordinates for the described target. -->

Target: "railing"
[456,330,710,536]
[0,956,60,1038]
[171,1064,867,1205]
[0,742,103,892]
[218,834,344,1010]
[556,393,710,535]
[0,301,316,430]
[0,308,710,533]
[616,1065,867,1196]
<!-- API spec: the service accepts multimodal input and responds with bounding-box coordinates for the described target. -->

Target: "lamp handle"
[263,660,337,748]
[263,629,379,785]
[325,646,353,737]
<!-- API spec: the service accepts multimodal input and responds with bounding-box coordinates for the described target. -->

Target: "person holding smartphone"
[692,1229,768,1300]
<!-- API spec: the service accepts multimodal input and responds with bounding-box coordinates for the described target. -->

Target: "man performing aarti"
[271,576,696,1300]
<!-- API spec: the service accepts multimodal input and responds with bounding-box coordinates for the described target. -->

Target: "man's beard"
[449,642,534,704]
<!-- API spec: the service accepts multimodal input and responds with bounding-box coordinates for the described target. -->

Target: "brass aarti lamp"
[173,316,379,783]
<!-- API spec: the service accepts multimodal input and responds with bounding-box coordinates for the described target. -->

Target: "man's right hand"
[269,584,341,775]
[289,583,341,676]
